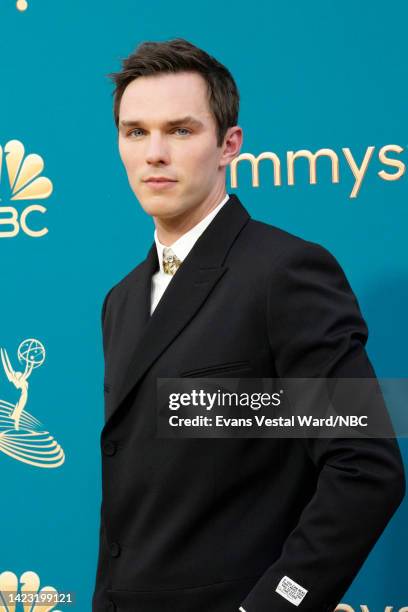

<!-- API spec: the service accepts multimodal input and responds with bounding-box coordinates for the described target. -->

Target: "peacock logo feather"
[0,140,52,203]
[16,1,28,12]
[0,570,62,611]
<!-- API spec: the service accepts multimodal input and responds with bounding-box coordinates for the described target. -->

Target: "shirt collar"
[154,193,230,273]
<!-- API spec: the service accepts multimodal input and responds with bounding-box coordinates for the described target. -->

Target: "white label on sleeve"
[275,575,308,606]
[239,608,247,612]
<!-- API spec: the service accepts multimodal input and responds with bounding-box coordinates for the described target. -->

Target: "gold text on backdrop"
[230,144,405,198]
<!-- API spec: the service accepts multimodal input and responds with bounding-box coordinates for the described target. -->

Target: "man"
[92,38,405,612]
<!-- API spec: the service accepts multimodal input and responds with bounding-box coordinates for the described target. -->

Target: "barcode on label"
[275,575,308,606]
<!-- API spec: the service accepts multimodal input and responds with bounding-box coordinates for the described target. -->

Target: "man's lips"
[144,177,177,182]
[143,177,178,190]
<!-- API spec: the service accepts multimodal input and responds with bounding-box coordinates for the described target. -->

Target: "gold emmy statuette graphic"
[0,140,53,238]
[16,0,28,10]
[0,570,62,611]
[0,339,65,468]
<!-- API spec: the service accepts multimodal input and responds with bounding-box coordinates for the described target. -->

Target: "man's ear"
[219,125,243,168]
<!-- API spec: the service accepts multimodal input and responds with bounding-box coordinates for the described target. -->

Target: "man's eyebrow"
[119,116,204,129]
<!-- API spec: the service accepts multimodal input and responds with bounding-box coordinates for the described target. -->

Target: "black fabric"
[92,194,405,612]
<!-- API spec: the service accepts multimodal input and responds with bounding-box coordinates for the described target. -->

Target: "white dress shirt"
[150,193,230,314]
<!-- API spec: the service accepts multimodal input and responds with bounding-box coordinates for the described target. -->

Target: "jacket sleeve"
[102,286,115,329]
[91,286,116,607]
[239,241,405,612]
[101,286,115,354]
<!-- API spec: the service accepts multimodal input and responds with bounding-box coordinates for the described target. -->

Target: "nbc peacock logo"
[0,140,53,238]
[0,570,68,610]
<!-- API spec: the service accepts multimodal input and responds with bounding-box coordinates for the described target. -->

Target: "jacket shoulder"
[100,258,147,324]
[109,258,147,293]
[241,218,337,271]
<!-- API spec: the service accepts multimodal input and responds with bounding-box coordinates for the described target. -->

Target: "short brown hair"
[107,38,239,147]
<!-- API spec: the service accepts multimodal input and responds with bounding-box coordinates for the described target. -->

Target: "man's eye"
[128,129,144,137]
[173,128,191,135]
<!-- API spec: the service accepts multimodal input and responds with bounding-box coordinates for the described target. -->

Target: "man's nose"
[145,133,170,165]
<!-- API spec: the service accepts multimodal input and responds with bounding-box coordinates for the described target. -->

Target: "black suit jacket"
[92,194,405,612]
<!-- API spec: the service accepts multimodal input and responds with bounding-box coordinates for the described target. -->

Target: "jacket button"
[107,601,116,612]
[110,541,121,557]
[102,440,117,456]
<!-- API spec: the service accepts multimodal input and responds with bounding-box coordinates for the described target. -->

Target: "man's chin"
[138,198,186,220]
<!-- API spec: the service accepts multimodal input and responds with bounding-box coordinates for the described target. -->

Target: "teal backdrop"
[0,0,406,609]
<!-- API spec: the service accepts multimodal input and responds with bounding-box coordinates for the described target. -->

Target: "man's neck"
[154,189,227,246]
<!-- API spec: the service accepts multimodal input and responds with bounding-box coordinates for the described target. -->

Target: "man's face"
[118,71,230,220]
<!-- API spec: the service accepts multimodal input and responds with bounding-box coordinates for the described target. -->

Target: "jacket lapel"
[108,194,250,425]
